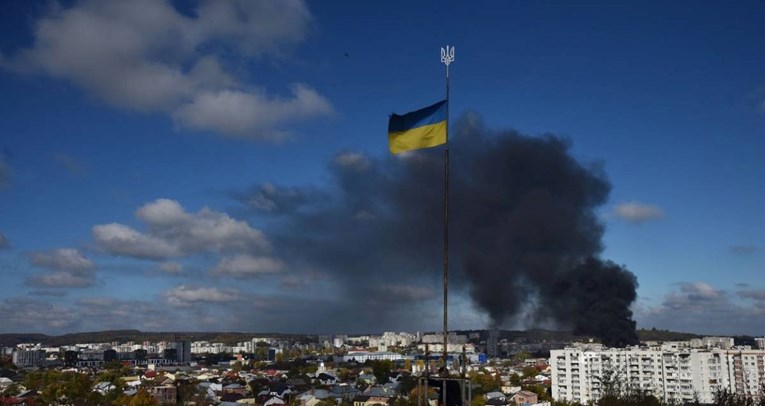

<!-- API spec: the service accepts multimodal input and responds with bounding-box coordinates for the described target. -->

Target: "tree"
[711,388,765,406]
[37,370,93,406]
[521,366,539,379]
[371,360,394,384]
[509,373,521,386]
[255,347,269,361]
[513,352,532,363]
[114,388,158,406]
[0,356,16,370]
[2,383,21,396]
[471,395,486,406]
[399,375,417,396]
[177,382,207,406]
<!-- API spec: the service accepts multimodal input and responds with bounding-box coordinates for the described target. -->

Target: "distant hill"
[0,330,313,347]
[0,333,50,347]
[637,328,702,342]
[2,328,744,349]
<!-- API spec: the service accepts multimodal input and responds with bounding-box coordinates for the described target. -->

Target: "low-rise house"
[353,395,392,406]
[357,373,377,385]
[295,389,330,406]
[223,383,247,396]
[484,391,505,402]
[149,384,177,404]
[317,372,338,385]
[261,394,287,406]
[511,390,538,405]
[330,384,360,400]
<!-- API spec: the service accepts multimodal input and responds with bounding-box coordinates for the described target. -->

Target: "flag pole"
[440,45,454,376]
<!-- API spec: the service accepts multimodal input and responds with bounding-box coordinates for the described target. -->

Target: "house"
[353,395,392,406]
[295,388,330,406]
[317,372,338,386]
[485,391,506,405]
[511,390,538,406]
[357,373,377,385]
[149,384,177,404]
[220,392,245,403]
[263,395,287,406]
[330,384,360,401]
[223,383,248,396]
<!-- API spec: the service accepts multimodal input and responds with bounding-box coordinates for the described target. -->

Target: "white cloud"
[173,85,333,139]
[637,282,765,335]
[212,254,284,278]
[28,248,94,271]
[3,0,331,139]
[0,297,77,331]
[93,198,270,259]
[333,152,371,171]
[136,198,189,228]
[93,223,180,259]
[26,270,95,288]
[613,201,664,224]
[163,285,242,306]
[26,249,96,288]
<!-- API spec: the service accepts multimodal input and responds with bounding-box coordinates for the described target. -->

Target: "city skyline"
[1,1,765,336]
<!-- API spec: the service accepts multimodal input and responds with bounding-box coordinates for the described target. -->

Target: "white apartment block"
[551,342,765,404]
[12,349,47,367]
[416,342,476,354]
[190,341,232,354]
[421,332,467,344]
[342,351,407,363]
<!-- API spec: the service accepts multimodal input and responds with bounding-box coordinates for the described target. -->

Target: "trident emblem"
[441,45,455,67]
[441,45,455,77]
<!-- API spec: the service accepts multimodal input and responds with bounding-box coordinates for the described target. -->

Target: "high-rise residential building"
[167,341,191,363]
[551,342,765,404]
[486,329,499,358]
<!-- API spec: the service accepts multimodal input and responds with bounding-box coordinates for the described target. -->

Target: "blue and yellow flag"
[388,100,447,154]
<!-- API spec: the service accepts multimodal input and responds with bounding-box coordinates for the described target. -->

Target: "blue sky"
[1,0,764,336]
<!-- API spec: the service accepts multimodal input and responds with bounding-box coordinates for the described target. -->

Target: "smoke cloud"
[240,113,639,346]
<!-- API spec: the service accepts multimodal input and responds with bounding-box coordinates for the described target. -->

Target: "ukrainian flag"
[388,100,447,154]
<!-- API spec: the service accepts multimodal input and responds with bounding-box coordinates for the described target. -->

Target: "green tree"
[399,375,417,396]
[177,382,207,405]
[513,352,532,363]
[521,366,539,379]
[37,370,93,406]
[23,370,44,391]
[371,360,394,384]
[509,373,521,386]
[3,383,21,396]
[113,388,158,406]
[0,356,16,370]
[255,347,269,361]
[471,394,486,406]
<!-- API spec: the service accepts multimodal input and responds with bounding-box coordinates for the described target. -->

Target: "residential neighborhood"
[4,330,765,405]
[0,331,555,406]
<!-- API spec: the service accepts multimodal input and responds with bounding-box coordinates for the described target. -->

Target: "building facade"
[551,343,765,404]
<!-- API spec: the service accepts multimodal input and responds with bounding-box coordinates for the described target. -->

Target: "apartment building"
[551,342,765,404]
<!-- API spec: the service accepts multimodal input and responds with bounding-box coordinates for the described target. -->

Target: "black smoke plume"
[240,113,639,347]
